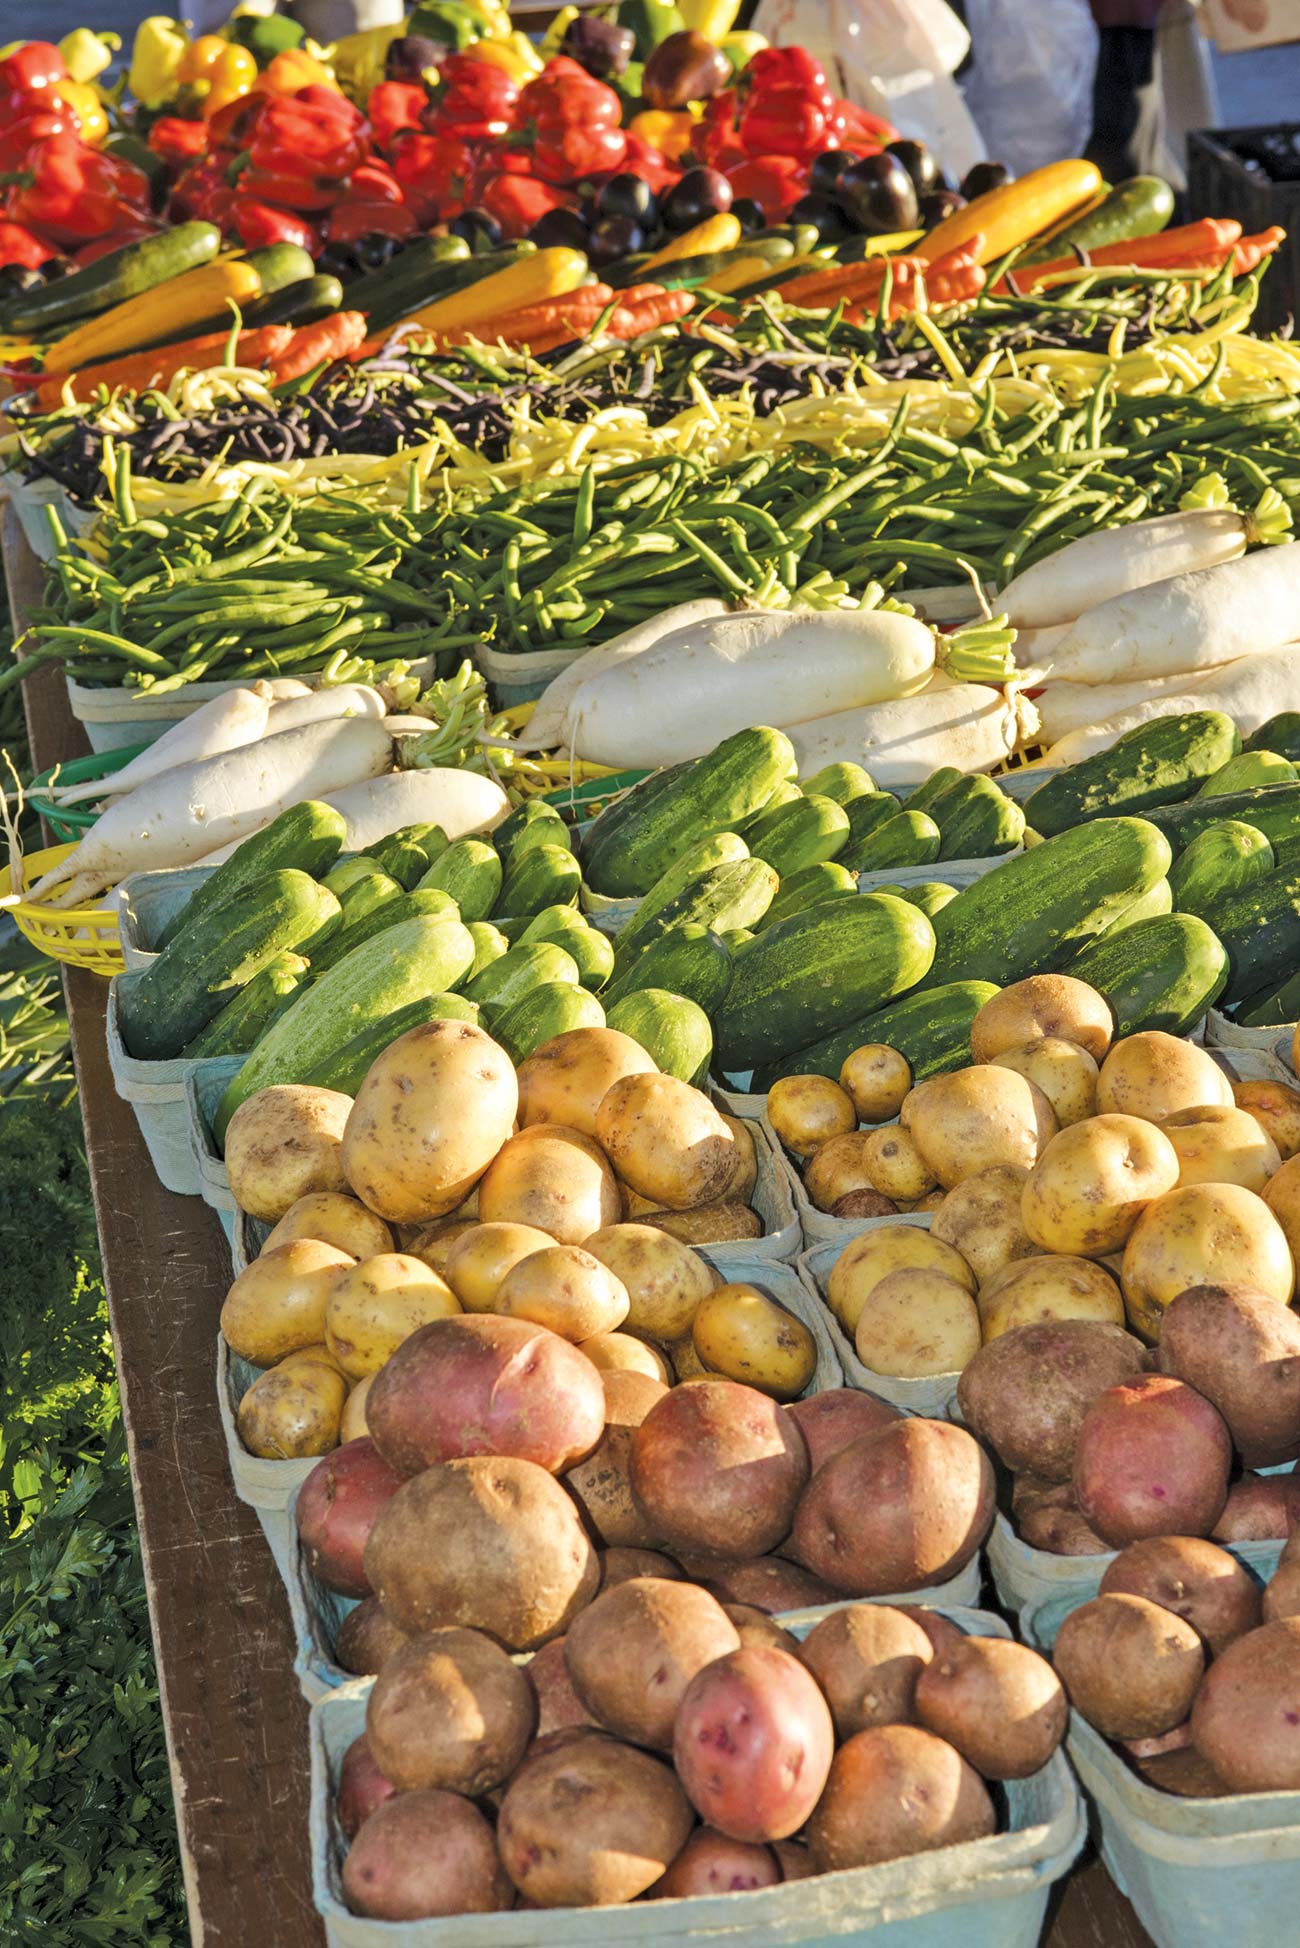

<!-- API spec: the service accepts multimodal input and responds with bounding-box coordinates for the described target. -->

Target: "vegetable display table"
[4,506,1154,1948]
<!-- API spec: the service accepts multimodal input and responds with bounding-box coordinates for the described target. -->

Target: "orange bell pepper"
[630,109,695,162]
[254,48,338,96]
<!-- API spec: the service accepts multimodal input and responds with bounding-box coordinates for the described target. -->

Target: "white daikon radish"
[27,717,393,905]
[265,678,312,699]
[788,677,1040,788]
[45,683,273,805]
[263,683,387,734]
[1001,510,1249,629]
[1044,642,1300,763]
[1035,665,1220,745]
[317,768,509,848]
[1045,542,1300,687]
[520,599,730,751]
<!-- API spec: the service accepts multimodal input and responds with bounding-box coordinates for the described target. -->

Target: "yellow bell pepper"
[54,79,108,146]
[678,0,743,38]
[471,0,515,42]
[179,36,258,117]
[468,35,543,81]
[128,16,190,108]
[59,29,119,84]
[631,109,695,162]
[254,47,338,95]
[719,29,767,69]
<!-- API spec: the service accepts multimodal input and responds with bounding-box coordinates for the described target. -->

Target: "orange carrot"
[1002,219,1243,292]
[35,325,294,408]
[269,311,368,384]
[605,289,695,338]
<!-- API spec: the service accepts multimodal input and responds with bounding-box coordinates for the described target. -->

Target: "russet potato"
[930,1165,1036,1285]
[583,1221,718,1343]
[719,1116,759,1202]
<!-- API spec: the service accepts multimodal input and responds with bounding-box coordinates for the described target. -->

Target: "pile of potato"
[219,1022,816,1460]
[1051,1531,1300,1798]
[333,1571,1065,1919]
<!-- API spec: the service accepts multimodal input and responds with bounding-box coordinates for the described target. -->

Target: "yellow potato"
[667,1334,708,1379]
[226,1085,353,1223]
[901,1066,1058,1189]
[341,1372,374,1442]
[236,1361,347,1459]
[766,1075,856,1157]
[978,1254,1124,1341]
[342,1019,518,1223]
[220,1240,354,1367]
[970,975,1113,1064]
[853,1268,982,1377]
[826,1226,976,1336]
[839,1043,911,1124]
[861,1126,936,1203]
[620,1183,664,1219]
[644,1204,762,1244]
[277,1341,346,1376]
[901,1190,946,1214]
[495,1244,630,1341]
[1264,1155,1300,1261]
[261,1191,394,1261]
[1161,1103,1282,1192]
[516,1026,656,1138]
[930,1165,1036,1286]
[442,1222,556,1312]
[1235,1080,1300,1162]
[1096,1032,1233,1124]
[804,1131,879,1213]
[1022,1114,1181,1257]
[325,1252,462,1378]
[579,1332,673,1383]
[992,1038,1099,1127]
[583,1222,718,1342]
[691,1283,817,1399]
[1122,1183,1294,1339]
[405,1217,479,1275]
[478,1125,621,1243]
[719,1116,759,1202]
[596,1073,736,1210]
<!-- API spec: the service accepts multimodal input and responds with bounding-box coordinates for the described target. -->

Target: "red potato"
[792,1419,994,1596]
[337,1736,397,1840]
[797,1603,935,1738]
[694,1555,840,1614]
[773,1839,817,1881]
[673,1645,835,1842]
[497,1731,694,1906]
[600,1546,683,1588]
[1100,1536,1263,1654]
[807,1724,995,1871]
[366,1313,606,1478]
[914,1637,1067,1779]
[365,1627,537,1794]
[1264,1556,1300,1620]
[630,1380,810,1560]
[565,1369,666,1550]
[1192,1616,1300,1790]
[1138,1745,1230,1797]
[296,1439,405,1599]
[1053,1593,1205,1739]
[653,1829,781,1899]
[956,1319,1148,1482]
[1213,1472,1300,1542]
[785,1387,903,1475]
[527,1636,594,1740]
[1073,1374,1232,1547]
[334,1597,411,1676]
[1119,1721,1192,1760]
[564,1577,741,1750]
[1157,1284,1300,1466]
[726,1604,798,1651]
[343,1789,512,1919]
[1015,1480,1112,1556]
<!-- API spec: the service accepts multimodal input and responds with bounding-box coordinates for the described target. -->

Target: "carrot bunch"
[1002,219,1285,293]
[32,324,295,407]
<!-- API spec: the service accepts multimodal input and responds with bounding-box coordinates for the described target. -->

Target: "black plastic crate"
[1187,124,1300,335]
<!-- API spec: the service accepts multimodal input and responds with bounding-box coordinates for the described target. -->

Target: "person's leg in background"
[1086,17,1167,179]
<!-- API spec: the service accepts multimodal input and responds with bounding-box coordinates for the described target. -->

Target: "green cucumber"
[465,942,580,1016]
[332,865,404,930]
[906,769,963,817]
[897,881,959,918]
[495,799,566,856]
[585,728,793,897]
[757,980,1001,1090]
[606,989,713,1083]
[1025,712,1241,838]
[925,818,1172,989]
[736,780,802,835]
[494,983,606,1065]
[1239,968,1300,1027]
[715,894,936,1071]
[1024,175,1174,263]
[747,794,849,877]
[497,842,583,916]
[323,857,388,900]
[1090,876,1173,940]
[306,886,458,977]
[611,858,778,974]
[215,914,476,1142]
[1169,820,1274,920]
[722,929,755,954]
[510,814,574,862]
[1213,870,1300,1008]
[1198,751,1298,797]
[1137,784,1300,852]
[848,810,941,873]
[608,832,749,959]
[1245,715,1300,763]
[928,775,1025,859]
[1070,912,1228,1035]
[754,862,858,933]
[838,793,904,869]
[418,838,503,922]
[120,869,341,1062]
[518,907,614,989]
[155,799,346,952]
[299,991,479,1096]
[466,921,511,980]
[1,220,221,335]
[363,828,433,890]
[180,953,308,1058]
[602,922,732,1014]
[801,762,876,807]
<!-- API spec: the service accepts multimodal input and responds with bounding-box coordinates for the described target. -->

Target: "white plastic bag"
[752,0,988,178]
[959,0,1099,178]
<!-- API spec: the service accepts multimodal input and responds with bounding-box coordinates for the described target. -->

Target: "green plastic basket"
[27,741,152,840]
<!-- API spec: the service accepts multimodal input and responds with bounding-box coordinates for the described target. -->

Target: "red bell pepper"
[532,123,628,184]
[349,158,404,204]
[71,218,158,266]
[367,80,427,149]
[204,92,268,153]
[619,131,677,196]
[836,99,898,146]
[149,117,209,169]
[478,172,571,239]
[745,47,834,104]
[170,155,237,226]
[696,90,744,171]
[516,58,594,119]
[0,219,56,268]
[324,198,418,243]
[725,153,809,220]
[389,128,474,225]
[739,87,829,159]
[430,57,518,141]
[0,43,66,94]
[232,198,321,252]
[0,90,76,170]
[235,165,342,213]
[249,92,369,182]
[7,135,152,247]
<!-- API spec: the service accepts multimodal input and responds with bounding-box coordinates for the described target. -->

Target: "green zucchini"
[1169,820,1274,920]
[928,775,1025,859]
[607,832,749,959]
[120,869,342,1062]
[215,914,476,1142]
[1025,712,1241,838]
[801,762,876,807]
[848,810,941,873]
[418,838,503,922]
[1239,968,1300,1027]
[300,993,479,1097]
[168,242,316,341]
[754,862,857,933]
[606,989,714,1083]
[239,273,342,330]
[518,907,614,989]
[926,817,1172,988]
[1069,912,1229,1035]
[601,922,732,1014]
[715,895,936,1071]
[611,859,778,974]
[1213,869,1300,1009]
[0,220,221,335]
[494,983,606,1065]
[747,794,849,877]
[465,942,580,1017]
[905,768,962,817]
[1198,751,1297,797]
[339,233,470,320]
[1141,784,1300,852]
[155,799,346,952]
[838,793,904,869]
[757,980,1001,1091]
[1024,175,1174,263]
[1245,715,1300,763]
[306,887,458,977]
[180,953,308,1058]
[466,921,511,980]
[584,728,794,897]
[497,842,583,916]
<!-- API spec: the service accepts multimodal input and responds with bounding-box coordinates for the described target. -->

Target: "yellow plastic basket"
[0,841,124,976]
